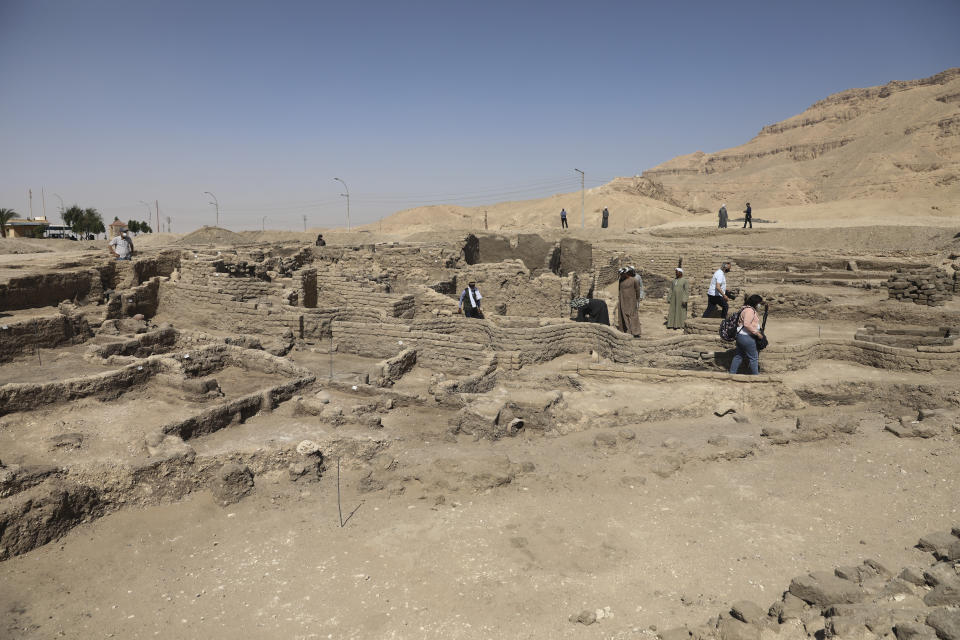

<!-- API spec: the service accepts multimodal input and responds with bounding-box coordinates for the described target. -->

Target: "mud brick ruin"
[2,225,959,639]
[884,267,958,306]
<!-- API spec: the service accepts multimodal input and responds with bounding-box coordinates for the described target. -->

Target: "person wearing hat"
[718,204,728,229]
[666,267,689,329]
[570,297,609,325]
[458,280,483,319]
[616,267,642,337]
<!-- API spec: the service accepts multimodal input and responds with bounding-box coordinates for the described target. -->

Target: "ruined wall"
[0,268,106,311]
[453,260,580,317]
[0,313,93,363]
[883,267,957,305]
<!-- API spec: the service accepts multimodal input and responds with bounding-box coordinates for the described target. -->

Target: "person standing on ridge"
[702,261,733,319]
[560,208,568,229]
[666,267,689,329]
[616,268,642,337]
[743,202,753,229]
[718,204,728,229]
[601,208,609,229]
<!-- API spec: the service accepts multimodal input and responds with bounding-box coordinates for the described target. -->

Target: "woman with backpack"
[729,294,765,375]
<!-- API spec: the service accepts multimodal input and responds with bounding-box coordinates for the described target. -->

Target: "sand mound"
[176,226,247,246]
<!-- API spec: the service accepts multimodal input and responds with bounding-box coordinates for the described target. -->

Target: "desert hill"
[372,68,960,233]
[639,67,960,212]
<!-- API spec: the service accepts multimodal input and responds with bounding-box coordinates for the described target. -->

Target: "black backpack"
[718,308,744,342]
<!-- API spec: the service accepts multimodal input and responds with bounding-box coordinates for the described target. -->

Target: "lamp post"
[574,168,584,229]
[333,177,350,231]
[261,216,267,231]
[203,191,220,227]
[52,193,64,223]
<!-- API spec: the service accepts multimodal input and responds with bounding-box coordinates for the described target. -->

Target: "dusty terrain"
[3,68,960,640]
[2,220,960,640]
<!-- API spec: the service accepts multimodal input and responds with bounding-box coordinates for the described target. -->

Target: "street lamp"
[261,216,267,231]
[203,191,220,227]
[333,177,350,231]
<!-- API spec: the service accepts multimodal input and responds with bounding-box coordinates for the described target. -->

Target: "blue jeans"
[115,256,131,261]
[730,331,759,375]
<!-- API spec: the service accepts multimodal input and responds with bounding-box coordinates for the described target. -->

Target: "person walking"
[666,267,689,329]
[616,268,642,337]
[742,202,752,229]
[458,280,484,319]
[570,297,610,325]
[729,294,765,375]
[718,204,728,229]
[702,262,732,318]
[560,208,568,229]
[601,208,609,229]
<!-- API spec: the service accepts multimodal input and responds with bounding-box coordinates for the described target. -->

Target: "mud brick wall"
[452,263,579,317]
[90,327,178,359]
[883,268,954,306]
[0,359,164,416]
[854,325,957,349]
[316,273,415,319]
[0,313,93,363]
[105,277,162,319]
[592,248,746,298]
[0,268,107,311]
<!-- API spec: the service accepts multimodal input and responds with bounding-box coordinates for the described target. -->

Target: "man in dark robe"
[617,268,642,337]
[570,297,609,325]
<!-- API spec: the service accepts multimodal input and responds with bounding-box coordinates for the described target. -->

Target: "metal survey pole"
[574,168,584,228]
[204,191,220,227]
[333,177,350,230]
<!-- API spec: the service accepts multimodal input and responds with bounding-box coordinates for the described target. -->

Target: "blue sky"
[1,0,958,232]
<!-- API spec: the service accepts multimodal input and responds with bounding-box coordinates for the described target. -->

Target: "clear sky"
[1,0,958,232]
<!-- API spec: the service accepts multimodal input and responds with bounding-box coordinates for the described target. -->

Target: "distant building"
[109,219,128,238]
[2,216,50,238]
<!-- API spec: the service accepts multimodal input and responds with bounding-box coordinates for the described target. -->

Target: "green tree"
[127,220,141,234]
[83,209,105,237]
[0,207,18,238]
[139,221,152,233]
[63,205,85,234]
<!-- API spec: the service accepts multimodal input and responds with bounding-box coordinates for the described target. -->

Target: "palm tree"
[0,208,18,238]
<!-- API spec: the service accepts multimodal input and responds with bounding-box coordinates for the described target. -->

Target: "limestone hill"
[639,68,960,212]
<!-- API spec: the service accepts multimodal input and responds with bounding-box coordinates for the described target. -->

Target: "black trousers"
[702,294,728,319]
[561,217,568,228]
[743,216,752,229]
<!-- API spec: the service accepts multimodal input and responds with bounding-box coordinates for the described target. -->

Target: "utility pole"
[574,168,584,228]
[166,216,171,233]
[302,214,307,231]
[204,191,219,227]
[155,200,160,233]
[262,216,267,231]
[28,188,33,218]
[333,177,350,230]
[42,188,46,220]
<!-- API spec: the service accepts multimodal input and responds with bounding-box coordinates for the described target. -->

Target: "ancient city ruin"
[2,68,960,639]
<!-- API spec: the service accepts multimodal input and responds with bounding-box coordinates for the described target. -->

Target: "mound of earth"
[176,226,247,246]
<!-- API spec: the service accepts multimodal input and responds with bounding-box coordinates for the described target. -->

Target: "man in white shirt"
[458,280,483,318]
[109,230,134,261]
[702,262,732,319]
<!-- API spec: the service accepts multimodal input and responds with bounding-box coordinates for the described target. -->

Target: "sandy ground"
[2,405,956,639]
